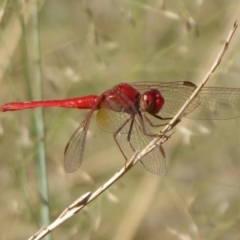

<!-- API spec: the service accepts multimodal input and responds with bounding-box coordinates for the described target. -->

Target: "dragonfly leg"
[140,113,179,140]
[143,113,172,127]
[136,113,173,147]
[126,116,136,153]
[113,116,134,168]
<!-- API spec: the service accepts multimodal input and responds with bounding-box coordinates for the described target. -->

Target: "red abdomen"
[0,95,99,112]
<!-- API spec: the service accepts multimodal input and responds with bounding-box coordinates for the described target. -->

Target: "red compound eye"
[140,89,164,114]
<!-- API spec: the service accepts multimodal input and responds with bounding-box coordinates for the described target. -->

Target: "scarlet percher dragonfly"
[1,81,240,175]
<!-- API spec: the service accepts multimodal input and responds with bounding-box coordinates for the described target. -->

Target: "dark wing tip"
[183,81,197,88]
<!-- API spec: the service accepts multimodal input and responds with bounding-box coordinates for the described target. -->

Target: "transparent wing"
[64,119,90,173]
[96,108,134,133]
[186,87,240,119]
[115,113,167,175]
[96,108,167,175]
[131,81,240,120]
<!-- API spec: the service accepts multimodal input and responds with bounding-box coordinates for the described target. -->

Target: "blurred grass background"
[1,0,240,239]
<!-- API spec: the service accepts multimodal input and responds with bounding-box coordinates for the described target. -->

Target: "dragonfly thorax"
[101,83,142,114]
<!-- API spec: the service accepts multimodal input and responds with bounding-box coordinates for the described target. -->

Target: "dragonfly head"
[140,89,164,114]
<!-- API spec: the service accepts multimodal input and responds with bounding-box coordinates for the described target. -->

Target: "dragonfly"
[1,81,240,175]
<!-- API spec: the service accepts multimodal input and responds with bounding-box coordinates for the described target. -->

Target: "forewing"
[186,87,240,119]
[64,120,90,173]
[131,81,240,120]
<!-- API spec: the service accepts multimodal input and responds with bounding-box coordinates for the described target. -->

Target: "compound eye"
[140,89,164,114]
[140,92,154,112]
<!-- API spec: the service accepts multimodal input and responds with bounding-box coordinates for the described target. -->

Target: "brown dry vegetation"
[1,0,240,239]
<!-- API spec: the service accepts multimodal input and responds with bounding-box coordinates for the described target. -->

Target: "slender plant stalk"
[17,3,37,225]
[31,1,50,237]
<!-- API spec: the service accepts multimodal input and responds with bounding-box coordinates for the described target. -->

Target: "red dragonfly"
[1,81,240,175]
